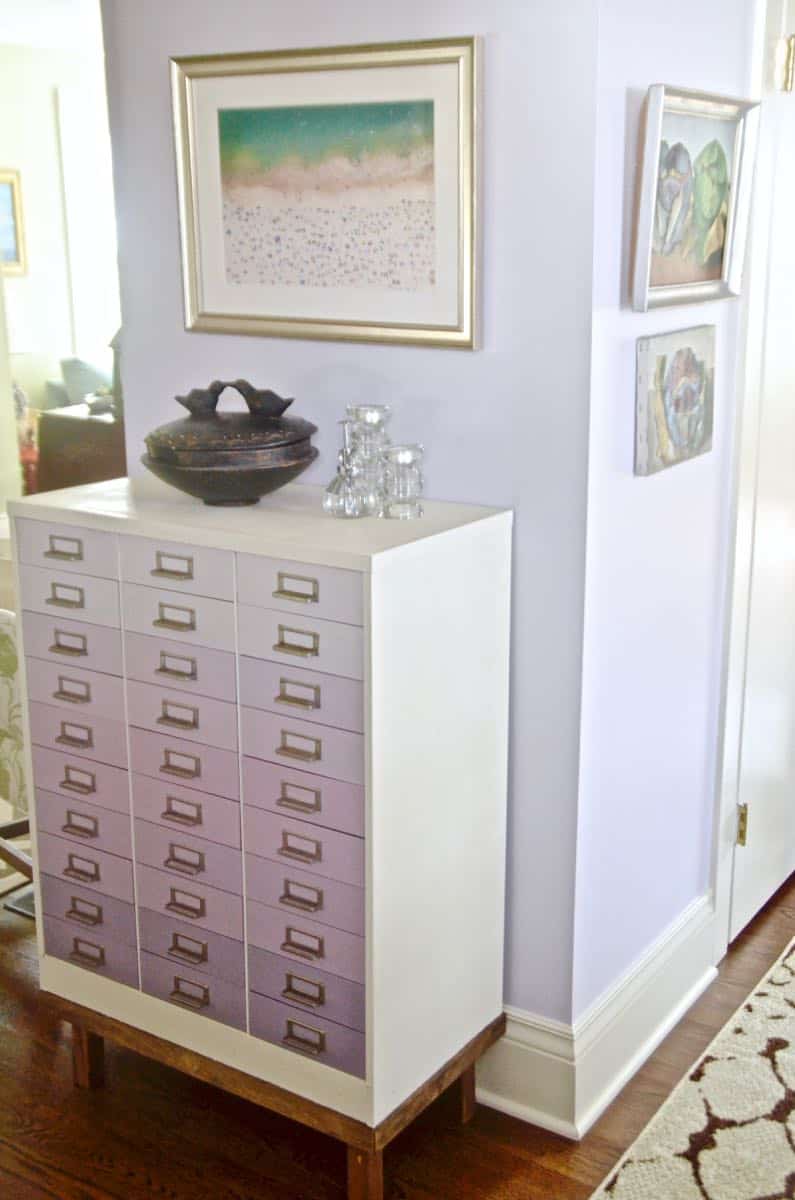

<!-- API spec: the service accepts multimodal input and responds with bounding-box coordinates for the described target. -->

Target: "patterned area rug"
[592,939,795,1200]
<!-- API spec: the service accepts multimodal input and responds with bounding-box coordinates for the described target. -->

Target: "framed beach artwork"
[171,39,478,348]
[632,86,759,311]
[635,325,715,476]
[0,169,26,276]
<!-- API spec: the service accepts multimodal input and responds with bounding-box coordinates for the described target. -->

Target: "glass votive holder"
[382,443,424,520]
[346,404,391,457]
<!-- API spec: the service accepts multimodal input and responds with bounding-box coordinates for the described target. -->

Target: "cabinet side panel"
[369,513,512,1124]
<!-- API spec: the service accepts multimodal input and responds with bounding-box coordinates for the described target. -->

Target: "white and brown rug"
[592,939,795,1200]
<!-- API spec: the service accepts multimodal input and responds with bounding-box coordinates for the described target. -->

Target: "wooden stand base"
[43,992,504,1200]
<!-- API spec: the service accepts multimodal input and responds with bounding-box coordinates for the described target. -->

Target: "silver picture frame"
[631,85,760,313]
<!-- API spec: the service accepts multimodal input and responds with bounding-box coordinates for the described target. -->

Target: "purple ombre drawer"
[25,658,125,721]
[134,819,243,895]
[129,728,239,800]
[127,680,238,752]
[141,951,245,1030]
[248,946,365,1032]
[242,757,364,838]
[32,747,130,814]
[241,708,363,786]
[29,701,127,768]
[239,657,364,733]
[238,606,364,680]
[244,807,364,888]
[132,774,240,849]
[40,873,137,945]
[43,915,140,989]
[36,789,132,858]
[120,536,234,601]
[22,612,123,676]
[247,898,364,984]
[16,520,118,580]
[237,555,363,626]
[20,564,119,628]
[124,633,236,702]
[122,583,235,652]
[246,853,364,936]
[37,832,134,902]
[135,864,243,939]
[249,991,365,1077]
[138,908,245,986]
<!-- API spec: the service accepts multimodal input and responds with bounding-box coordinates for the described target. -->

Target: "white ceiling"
[0,0,102,52]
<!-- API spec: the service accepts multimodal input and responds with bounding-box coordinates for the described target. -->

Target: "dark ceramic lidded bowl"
[142,380,318,506]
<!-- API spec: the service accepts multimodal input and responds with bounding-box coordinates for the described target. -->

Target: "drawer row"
[16,519,364,625]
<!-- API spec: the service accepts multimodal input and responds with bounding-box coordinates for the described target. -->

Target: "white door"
[729,19,795,939]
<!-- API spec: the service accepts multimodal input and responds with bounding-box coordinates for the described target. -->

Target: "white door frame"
[712,0,791,962]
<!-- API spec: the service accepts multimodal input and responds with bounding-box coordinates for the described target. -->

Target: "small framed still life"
[635,325,715,476]
[171,38,478,348]
[0,169,26,276]
[632,86,759,312]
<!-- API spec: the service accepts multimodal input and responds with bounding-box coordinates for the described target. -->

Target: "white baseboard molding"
[476,895,717,1139]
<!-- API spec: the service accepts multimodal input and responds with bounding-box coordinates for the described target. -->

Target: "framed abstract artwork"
[632,86,759,312]
[171,38,478,348]
[635,326,715,476]
[0,169,26,276]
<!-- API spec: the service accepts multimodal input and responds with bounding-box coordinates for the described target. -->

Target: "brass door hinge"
[778,34,795,91]
[737,803,749,847]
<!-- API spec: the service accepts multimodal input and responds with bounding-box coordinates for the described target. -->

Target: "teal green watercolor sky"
[218,100,433,175]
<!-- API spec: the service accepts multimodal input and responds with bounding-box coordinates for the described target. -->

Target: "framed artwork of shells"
[632,86,760,312]
[635,326,715,476]
[171,38,478,348]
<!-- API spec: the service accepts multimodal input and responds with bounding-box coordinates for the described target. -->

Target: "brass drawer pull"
[168,932,208,966]
[151,551,194,581]
[281,925,325,962]
[160,748,201,780]
[69,937,105,969]
[55,721,94,750]
[280,878,324,914]
[50,629,88,658]
[164,843,205,877]
[278,830,322,866]
[63,853,100,884]
[161,794,203,828]
[44,534,84,562]
[272,572,320,605]
[53,675,92,705]
[153,602,196,633]
[169,976,210,1011]
[46,582,85,610]
[273,624,319,659]
[156,699,200,732]
[282,972,326,1009]
[62,810,99,840]
[276,781,321,816]
[156,651,197,682]
[282,1018,326,1057]
[165,887,206,920]
[60,765,96,795]
[276,678,321,712]
[65,896,103,927]
[276,730,322,764]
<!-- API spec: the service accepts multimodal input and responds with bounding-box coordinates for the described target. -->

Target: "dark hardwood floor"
[0,876,793,1199]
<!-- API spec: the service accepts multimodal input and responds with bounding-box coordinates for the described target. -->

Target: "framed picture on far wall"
[171,38,478,348]
[632,86,759,312]
[635,325,715,476]
[0,169,26,276]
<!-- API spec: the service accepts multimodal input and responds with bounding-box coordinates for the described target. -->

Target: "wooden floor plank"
[0,872,791,1199]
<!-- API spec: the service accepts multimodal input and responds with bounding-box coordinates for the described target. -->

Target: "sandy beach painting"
[218,101,436,292]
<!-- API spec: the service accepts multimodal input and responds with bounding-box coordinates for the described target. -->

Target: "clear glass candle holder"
[382,443,424,520]
[346,404,391,459]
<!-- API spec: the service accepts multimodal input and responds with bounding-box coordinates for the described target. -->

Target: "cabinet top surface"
[9,477,511,570]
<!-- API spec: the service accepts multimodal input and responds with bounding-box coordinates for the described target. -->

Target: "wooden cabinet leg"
[460,1063,476,1125]
[347,1145,384,1200]
[71,1023,104,1090]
